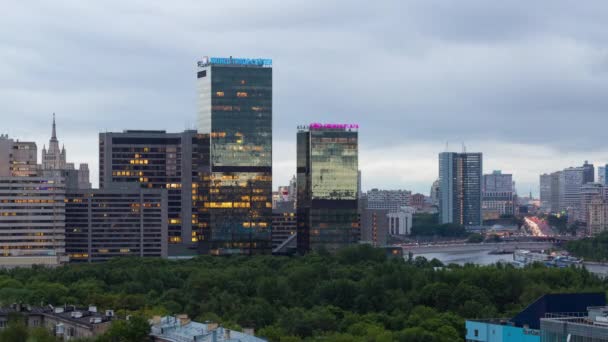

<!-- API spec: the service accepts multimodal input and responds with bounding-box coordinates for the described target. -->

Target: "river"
[415,250,608,277]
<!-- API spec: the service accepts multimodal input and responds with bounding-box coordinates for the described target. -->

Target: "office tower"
[559,167,584,216]
[599,166,608,185]
[580,182,604,223]
[539,174,552,212]
[550,171,562,213]
[366,189,411,211]
[99,130,208,256]
[583,160,595,184]
[41,115,91,189]
[65,186,168,262]
[482,170,514,219]
[438,152,482,226]
[0,176,67,267]
[0,135,38,177]
[296,123,359,253]
[196,56,273,255]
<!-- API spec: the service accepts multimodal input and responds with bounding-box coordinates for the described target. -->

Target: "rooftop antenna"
[462,142,466,153]
[445,141,449,152]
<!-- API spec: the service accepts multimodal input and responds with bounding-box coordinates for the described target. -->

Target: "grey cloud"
[2,0,608,190]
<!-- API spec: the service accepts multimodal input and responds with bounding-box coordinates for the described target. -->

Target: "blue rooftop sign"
[197,56,272,68]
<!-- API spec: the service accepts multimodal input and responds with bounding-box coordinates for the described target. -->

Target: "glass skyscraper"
[296,124,359,253]
[196,57,273,255]
[439,152,482,226]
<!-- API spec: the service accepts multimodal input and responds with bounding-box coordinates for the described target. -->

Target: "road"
[399,241,556,254]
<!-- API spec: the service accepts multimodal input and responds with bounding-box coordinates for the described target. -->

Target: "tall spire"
[51,113,57,142]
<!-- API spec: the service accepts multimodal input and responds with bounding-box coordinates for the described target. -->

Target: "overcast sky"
[2,1,608,195]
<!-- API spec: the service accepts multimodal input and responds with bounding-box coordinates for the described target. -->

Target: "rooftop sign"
[197,56,272,68]
[309,123,359,130]
[297,123,359,131]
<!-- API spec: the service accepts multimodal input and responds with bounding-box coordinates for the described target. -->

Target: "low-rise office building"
[65,186,168,262]
[0,304,114,341]
[466,293,605,342]
[387,206,415,236]
[150,315,266,342]
[540,306,608,341]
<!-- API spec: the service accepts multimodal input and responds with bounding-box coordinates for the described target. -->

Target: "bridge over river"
[398,241,556,254]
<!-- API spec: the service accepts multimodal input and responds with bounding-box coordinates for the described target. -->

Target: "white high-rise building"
[540,174,552,212]
[366,189,411,211]
[482,170,514,218]
[560,167,585,217]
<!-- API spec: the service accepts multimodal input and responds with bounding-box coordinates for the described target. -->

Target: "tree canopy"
[566,231,608,261]
[0,244,604,341]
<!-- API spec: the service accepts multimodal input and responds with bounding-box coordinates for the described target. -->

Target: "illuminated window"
[216,91,225,97]
[120,248,130,253]
[169,218,182,224]
[169,236,182,243]
[204,202,233,208]
[237,92,248,98]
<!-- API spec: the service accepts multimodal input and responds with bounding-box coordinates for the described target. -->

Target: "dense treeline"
[566,231,608,261]
[0,245,605,341]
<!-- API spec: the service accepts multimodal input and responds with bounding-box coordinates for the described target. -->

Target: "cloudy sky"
[2,1,608,195]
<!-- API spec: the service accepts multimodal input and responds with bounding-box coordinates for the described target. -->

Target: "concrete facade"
[65,186,168,262]
[0,176,67,267]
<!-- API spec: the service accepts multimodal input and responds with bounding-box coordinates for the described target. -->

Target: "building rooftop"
[0,304,114,328]
[150,316,266,342]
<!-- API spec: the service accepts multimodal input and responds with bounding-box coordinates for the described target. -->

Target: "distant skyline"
[3,1,608,196]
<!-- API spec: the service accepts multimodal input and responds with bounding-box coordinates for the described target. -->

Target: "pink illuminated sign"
[308,123,359,130]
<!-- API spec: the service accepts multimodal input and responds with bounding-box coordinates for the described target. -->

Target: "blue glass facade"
[466,321,540,342]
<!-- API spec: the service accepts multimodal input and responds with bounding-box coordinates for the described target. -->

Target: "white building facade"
[387,206,415,236]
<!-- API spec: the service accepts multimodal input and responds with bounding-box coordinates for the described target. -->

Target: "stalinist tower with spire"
[41,113,67,170]
[40,114,91,189]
